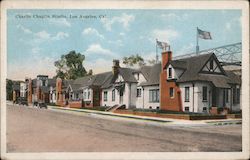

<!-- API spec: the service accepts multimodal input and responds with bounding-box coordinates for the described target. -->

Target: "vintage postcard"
[1,0,249,160]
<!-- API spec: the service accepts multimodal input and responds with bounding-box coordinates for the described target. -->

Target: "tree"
[54,51,90,80]
[6,79,13,100]
[122,54,145,67]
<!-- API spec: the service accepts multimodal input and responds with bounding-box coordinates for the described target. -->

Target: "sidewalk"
[48,106,242,126]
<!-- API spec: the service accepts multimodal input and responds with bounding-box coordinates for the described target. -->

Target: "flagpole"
[196,27,199,55]
[156,39,158,63]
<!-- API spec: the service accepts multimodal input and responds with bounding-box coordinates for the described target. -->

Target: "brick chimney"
[27,78,32,104]
[161,51,172,71]
[160,50,182,112]
[112,59,120,75]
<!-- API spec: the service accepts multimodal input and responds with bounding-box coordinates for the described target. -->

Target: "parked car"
[17,97,28,106]
[38,102,47,109]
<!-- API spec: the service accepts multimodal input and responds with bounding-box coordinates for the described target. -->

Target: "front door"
[212,87,217,107]
[119,90,123,104]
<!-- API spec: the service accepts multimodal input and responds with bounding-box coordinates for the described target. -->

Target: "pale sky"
[7,9,242,80]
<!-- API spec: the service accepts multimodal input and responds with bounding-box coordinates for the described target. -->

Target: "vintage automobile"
[17,97,28,106]
[33,101,47,109]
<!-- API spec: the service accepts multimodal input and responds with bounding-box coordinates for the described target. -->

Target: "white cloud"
[108,39,123,46]
[226,22,231,30]
[16,24,32,34]
[85,44,116,57]
[48,18,71,27]
[34,31,69,42]
[225,16,241,31]
[35,30,51,40]
[31,47,41,54]
[151,28,180,43]
[176,43,195,55]
[52,32,69,40]
[161,13,189,21]
[84,58,112,74]
[101,13,135,31]
[119,32,125,36]
[82,28,104,39]
[8,56,56,80]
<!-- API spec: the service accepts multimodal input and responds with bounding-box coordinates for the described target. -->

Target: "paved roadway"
[7,104,242,152]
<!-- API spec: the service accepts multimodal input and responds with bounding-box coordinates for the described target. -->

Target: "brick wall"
[160,51,182,111]
[27,79,32,104]
[68,101,82,108]
[56,78,64,106]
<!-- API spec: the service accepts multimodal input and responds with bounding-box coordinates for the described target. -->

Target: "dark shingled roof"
[101,68,138,89]
[225,71,241,84]
[48,78,56,87]
[167,53,241,88]
[140,63,161,86]
[173,53,213,82]
[118,68,138,83]
[68,72,113,91]
[169,60,187,69]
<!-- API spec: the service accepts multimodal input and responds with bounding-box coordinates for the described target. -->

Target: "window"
[202,86,208,101]
[233,87,240,104]
[137,88,142,97]
[236,88,240,104]
[209,60,213,70]
[170,87,174,98]
[185,87,190,102]
[156,106,160,110]
[83,92,87,99]
[42,80,46,86]
[104,91,108,101]
[76,93,79,99]
[185,107,189,112]
[149,106,152,109]
[149,89,159,102]
[87,90,90,99]
[112,89,115,101]
[137,73,139,80]
[168,68,172,78]
[203,107,207,111]
[225,89,229,103]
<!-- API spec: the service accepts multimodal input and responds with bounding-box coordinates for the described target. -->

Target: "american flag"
[156,40,169,50]
[197,28,212,39]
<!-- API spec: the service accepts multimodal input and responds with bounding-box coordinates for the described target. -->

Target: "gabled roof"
[118,68,138,83]
[140,63,161,86]
[167,53,240,88]
[67,72,113,91]
[171,53,214,82]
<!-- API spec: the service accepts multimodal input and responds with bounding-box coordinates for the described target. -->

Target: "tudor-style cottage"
[162,51,241,112]
[101,60,162,110]
[26,75,56,105]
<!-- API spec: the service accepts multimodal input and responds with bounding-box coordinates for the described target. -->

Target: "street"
[7,104,242,152]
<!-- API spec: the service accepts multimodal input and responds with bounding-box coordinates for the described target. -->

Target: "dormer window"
[168,68,172,78]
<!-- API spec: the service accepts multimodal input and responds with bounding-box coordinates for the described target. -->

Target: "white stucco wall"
[20,82,26,97]
[142,85,160,109]
[179,82,212,113]
[101,88,120,107]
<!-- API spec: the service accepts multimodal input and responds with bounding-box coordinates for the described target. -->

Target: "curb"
[49,106,172,123]
[48,106,242,126]
[205,120,242,126]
